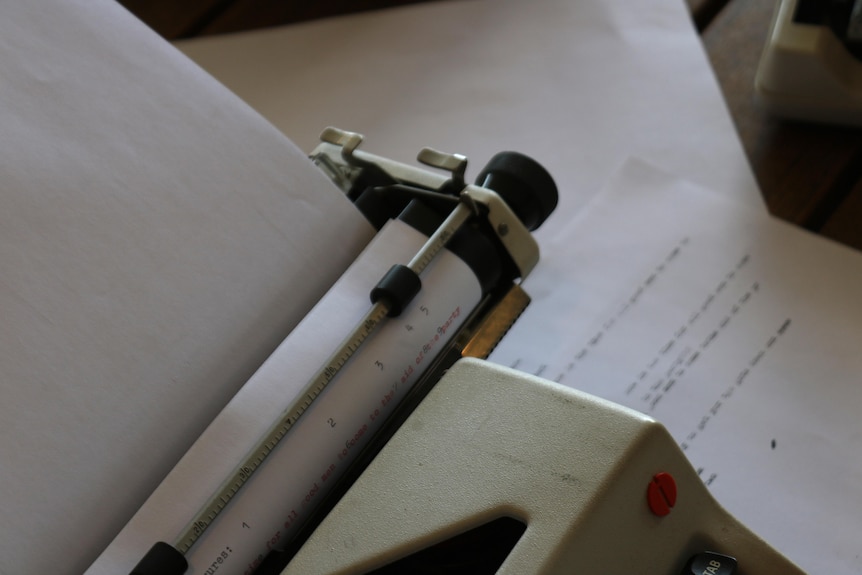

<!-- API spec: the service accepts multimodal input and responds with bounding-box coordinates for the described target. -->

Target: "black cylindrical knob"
[370,264,422,317]
[129,542,187,575]
[476,151,558,231]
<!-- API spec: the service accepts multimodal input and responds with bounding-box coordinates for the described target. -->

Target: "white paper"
[176,0,762,242]
[88,219,482,574]
[490,159,862,574]
[0,2,373,574]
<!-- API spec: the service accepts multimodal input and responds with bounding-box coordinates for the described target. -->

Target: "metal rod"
[171,200,476,555]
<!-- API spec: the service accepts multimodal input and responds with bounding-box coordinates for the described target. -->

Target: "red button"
[647,472,677,516]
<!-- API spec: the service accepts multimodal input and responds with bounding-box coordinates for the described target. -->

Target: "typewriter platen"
[131,129,803,575]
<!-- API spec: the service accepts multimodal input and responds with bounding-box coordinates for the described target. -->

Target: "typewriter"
[130,129,803,575]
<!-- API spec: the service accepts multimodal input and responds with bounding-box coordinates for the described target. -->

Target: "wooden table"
[119,0,862,252]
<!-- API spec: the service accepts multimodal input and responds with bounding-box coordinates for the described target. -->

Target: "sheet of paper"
[88,219,482,574]
[176,0,762,243]
[0,2,373,573]
[490,159,862,574]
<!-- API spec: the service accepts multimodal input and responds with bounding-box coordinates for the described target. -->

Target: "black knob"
[130,542,187,575]
[475,152,558,231]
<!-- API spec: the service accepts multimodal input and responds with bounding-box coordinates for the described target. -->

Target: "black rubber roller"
[370,264,422,317]
[129,542,187,575]
[475,152,558,231]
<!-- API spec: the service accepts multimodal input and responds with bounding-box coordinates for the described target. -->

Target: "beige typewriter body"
[284,358,803,575]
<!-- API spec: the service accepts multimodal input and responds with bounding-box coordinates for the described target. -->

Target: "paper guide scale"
[119,129,803,575]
